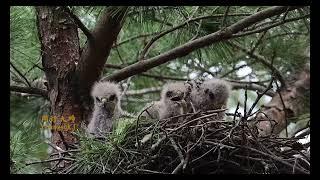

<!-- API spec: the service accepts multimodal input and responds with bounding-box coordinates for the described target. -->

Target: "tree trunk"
[255,63,310,137]
[36,6,82,168]
[36,6,126,169]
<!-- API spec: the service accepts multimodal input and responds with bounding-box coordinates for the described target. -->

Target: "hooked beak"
[102,98,116,113]
[101,98,107,104]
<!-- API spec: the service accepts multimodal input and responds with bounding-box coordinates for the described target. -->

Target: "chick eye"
[209,92,215,99]
[96,97,101,102]
[109,94,116,101]
[166,91,173,98]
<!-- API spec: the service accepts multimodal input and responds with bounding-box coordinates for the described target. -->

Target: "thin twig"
[220,6,230,28]
[10,62,31,87]
[25,157,75,166]
[139,13,252,60]
[169,137,184,174]
[227,41,285,88]
[112,32,158,48]
[233,14,310,38]
[233,144,309,174]
[274,79,288,137]
[62,6,94,41]
[220,61,257,78]
[246,78,274,118]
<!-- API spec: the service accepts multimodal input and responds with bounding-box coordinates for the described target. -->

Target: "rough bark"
[35,6,126,169]
[255,64,310,137]
[36,7,82,168]
[77,7,126,90]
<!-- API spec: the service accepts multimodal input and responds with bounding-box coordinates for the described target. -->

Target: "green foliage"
[10,95,50,174]
[10,6,42,81]
[10,6,310,174]
[70,117,139,173]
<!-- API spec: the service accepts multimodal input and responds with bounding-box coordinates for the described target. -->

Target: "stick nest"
[58,110,310,174]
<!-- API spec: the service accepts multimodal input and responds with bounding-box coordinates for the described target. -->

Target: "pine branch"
[139,13,252,60]
[103,64,187,81]
[105,6,301,82]
[10,85,48,99]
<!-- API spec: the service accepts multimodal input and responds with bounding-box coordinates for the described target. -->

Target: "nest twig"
[58,108,309,174]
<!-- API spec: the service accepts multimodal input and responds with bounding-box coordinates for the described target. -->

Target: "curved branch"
[124,82,275,97]
[103,63,187,81]
[112,32,158,48]
[139,13,252,60]
[77,7,127,90]
[105,6,300,82]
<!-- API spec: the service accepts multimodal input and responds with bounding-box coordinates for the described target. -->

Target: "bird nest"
[57,109,310,174]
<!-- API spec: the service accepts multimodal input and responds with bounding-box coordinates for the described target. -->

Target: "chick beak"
[101,98,107,104]
[102,98,108,109]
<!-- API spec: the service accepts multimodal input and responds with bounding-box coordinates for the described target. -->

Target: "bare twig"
[220,6,230,28]
[10,62,31,87]
[227,41,285,88]
[62,6,94,41]
[112,32,158,48]
[229,81,275,97]
[25,157,75,166]
[246,78,274,118]
[233,144,309,174]
[103,63,188,81]
[274,79,288,137]
[250,31,267,53]
[23,56,42,76]
[169,137,185,174]
[220,61,257,78]
[233,13,310,38]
